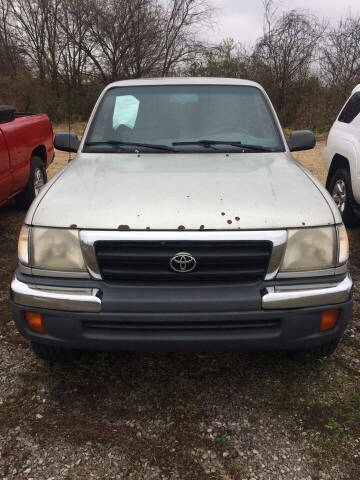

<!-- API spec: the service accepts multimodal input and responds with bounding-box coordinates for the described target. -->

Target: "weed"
[215,436,230,447]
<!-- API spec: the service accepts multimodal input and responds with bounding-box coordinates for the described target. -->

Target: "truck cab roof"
[105,77,263,91]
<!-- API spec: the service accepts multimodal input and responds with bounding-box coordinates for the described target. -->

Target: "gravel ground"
[0,129,359,480]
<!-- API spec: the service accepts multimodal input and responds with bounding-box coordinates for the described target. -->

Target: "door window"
[338,92,360,123]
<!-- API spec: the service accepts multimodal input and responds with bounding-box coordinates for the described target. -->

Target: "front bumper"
[10,271,353,352]
[11,273,353,312]
[11,276,101,312]
[262,275,352,309]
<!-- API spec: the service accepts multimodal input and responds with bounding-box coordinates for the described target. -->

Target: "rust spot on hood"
[200,225,205,230]
[118,225,130,230]
[70,224,77,229]
[235,216,240,222]
[227,219,232,225]
[178,225,185,231]
[221,212,225,216]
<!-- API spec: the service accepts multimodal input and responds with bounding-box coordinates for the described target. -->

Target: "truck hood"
[29,152,335,230]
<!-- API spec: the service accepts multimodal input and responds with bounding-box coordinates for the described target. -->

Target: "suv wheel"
[16,156,47,210]
[328,167,359,227]
[31,342,82,363]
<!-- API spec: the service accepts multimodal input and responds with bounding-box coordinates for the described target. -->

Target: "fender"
[329,138,360,203]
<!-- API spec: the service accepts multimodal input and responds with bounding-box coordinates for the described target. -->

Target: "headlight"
[337,224,349,265]
[18,225,30,266]
[31,227,86,271]
[280,226,337,272]
[20,227,86,272]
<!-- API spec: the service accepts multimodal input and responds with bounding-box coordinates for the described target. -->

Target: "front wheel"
[327,167,359,227]
[16,156,47,210]
[306,338,340,359]
[31,342,82,363]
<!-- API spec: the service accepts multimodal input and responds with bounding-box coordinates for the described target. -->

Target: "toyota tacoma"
[10,78,353,361]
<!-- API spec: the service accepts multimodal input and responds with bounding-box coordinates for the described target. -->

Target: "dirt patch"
[292,138,328,186]
[0,129,359,479]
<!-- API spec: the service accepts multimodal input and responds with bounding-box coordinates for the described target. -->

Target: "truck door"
[0,129,11,203]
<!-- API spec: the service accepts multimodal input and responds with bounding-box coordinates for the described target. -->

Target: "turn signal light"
[25,312,45,334]
[319,309,339,332]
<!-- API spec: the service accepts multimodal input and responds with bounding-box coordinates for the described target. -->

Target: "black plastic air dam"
[11,299,353,352]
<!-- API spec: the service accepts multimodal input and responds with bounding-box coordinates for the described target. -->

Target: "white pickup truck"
[323,84,360,226]
[10,78,352,362]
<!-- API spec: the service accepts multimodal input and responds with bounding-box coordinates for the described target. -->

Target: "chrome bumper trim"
[262,274,353,309]
[10,276,102,312]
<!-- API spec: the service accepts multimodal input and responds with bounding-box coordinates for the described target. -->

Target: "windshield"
[84,85,284,153]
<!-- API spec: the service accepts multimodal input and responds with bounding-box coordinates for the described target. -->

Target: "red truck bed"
[0,109,54,207]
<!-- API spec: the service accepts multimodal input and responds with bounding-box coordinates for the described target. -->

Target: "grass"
[215,436,231,447]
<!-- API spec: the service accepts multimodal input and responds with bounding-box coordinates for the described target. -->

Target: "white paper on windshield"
[113,95,140,130]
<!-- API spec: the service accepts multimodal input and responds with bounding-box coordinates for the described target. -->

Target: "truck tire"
[327,167,359,227]
[306,338,340,359]
[16,156,47,210]
[31,342,82,363]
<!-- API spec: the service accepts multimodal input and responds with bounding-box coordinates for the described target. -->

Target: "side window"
[338,93,360,123]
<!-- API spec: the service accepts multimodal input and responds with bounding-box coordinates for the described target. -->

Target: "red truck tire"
[16,156,47,210]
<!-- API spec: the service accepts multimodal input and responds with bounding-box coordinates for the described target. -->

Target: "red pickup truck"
[0,105,54,209]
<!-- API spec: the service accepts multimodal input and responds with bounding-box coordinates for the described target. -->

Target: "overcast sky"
[205,0,360,46]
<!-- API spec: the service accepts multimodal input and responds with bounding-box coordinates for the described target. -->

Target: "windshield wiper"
[84,140,176,152]
[172,140,275,152]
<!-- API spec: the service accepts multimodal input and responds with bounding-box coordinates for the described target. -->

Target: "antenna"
[67,81,72,162]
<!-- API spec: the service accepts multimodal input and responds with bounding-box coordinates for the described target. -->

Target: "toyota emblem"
[170,252,197,273]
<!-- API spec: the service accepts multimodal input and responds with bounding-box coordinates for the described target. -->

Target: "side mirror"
[287,130,316,152]
[54,132,81,153]
[0,105,15,124]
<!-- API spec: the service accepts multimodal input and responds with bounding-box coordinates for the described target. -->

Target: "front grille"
[95,240,272,283]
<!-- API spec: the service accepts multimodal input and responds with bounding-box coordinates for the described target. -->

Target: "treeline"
[0,0,211,120]
[186,1,360,131]
[1,0,360,131]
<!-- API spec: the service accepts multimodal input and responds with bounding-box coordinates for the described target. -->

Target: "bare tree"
[58,0,94,87]
[0,0,22,73]
[253,5,324,114]
[320,15,360,95]
[57,0,212,82]
[159,0,212,76]
[262,0,278,38]
[0,0,215,117]
[184,39,250,78]
[9,0,64,89]
[123,0,163,78]
[59,0,159,82]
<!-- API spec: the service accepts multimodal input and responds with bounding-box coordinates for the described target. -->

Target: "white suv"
[323,84,360,226]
